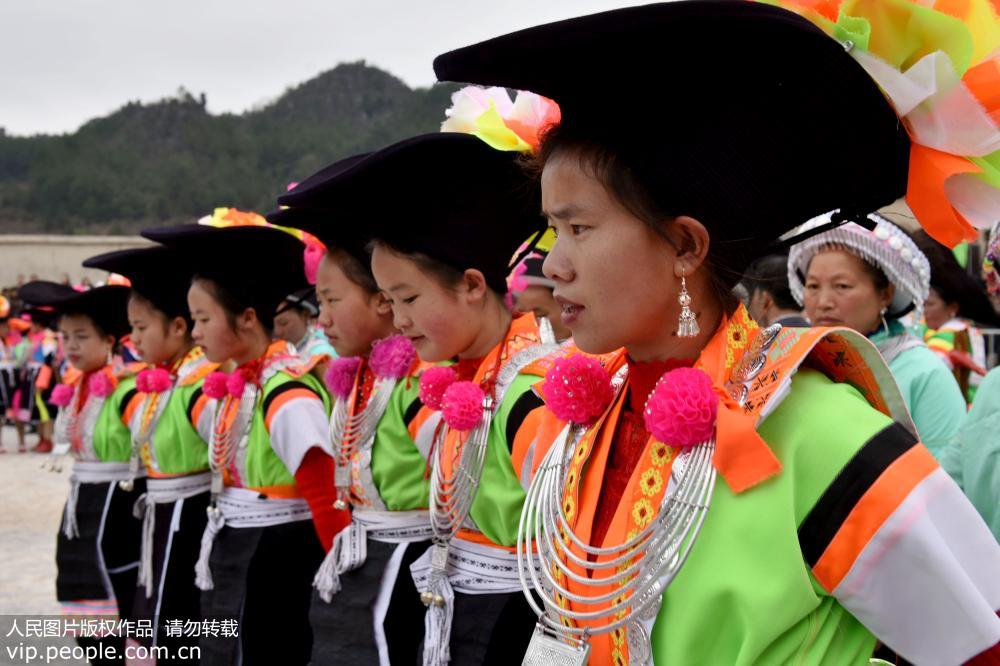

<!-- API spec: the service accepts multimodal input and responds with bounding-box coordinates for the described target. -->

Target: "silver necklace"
[330,375,397,509]
[517,365,717,666]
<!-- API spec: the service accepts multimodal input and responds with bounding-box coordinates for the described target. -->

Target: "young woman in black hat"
[141,223,348,665]
[19,281,144,664]
[432,0,1000,663]
[84,245,220,664]
[339,132,565,665]
[268,165,435,665]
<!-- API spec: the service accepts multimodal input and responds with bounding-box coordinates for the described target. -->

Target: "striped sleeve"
[118,386,141,426]
[263,379,332,475]
[799,422,1000,664]
[186,387,215,443]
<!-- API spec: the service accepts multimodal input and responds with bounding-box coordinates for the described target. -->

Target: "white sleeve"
[264,383,332,476]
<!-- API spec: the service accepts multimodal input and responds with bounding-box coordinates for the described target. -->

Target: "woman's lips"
[554,295,584,326]
[814,317,841,326]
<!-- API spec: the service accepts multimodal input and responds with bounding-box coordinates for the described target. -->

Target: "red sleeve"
[294,447,351,552]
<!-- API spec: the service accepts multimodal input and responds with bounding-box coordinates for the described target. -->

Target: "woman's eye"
[570,225,586,236]
[402,296,417,305]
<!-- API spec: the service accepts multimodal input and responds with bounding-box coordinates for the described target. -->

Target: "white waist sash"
[313,509,433,603]
[63,461,136,540]
[410,536,536,596]
[134,472,211,597]
[195,486,312,591]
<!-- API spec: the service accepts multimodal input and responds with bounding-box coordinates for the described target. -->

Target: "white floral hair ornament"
[441,86,561,154]
[787,211,931,320]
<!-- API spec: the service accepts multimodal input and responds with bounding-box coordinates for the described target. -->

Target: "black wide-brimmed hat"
[267,153,374,267]
[433,0,909,278]
[273,133,544,295]
[83,245,193,321]
[18,282,130,338]
[140,224,309,329]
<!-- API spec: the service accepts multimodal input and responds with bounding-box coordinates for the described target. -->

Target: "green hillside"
[0,62,457,233]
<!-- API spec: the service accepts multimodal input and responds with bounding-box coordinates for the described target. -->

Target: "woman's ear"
[168,316,188,340]
[373,291,393,316]
[236,308,259,332]
[670,215,711,278]
[460,269,489,304]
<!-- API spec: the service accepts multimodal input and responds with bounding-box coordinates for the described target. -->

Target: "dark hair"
[192,276,274,334]
[742,254,799,311]
[326,247,380,295]
[128,291,193,342]
[367,240,469,292]
[528,126,739,314]
[58,310,112,340]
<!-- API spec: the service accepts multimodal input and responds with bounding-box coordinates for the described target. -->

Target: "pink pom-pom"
[226,372,247,398]
[643,367,718,449]
[137,368,171,394]
[543,355,613,425]
[441,381,485,431]
[303,244,324,286]
[50,384,75,407]
[203,371,229,400]
[419,366,458,411]
[325,357,361,400]
[88,372,115,399]
[369,335,417,380]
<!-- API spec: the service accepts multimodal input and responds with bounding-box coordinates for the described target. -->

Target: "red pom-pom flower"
[542,355,613,425]
[203,371,229,400]
[441,381,485,431]
[226,372,247,398]
[325,357,361,400]
[419,366,458,411]
[137,368,172,394]
[643,367,718,449]
[369,335,417,380]
[50,384,75,407]
[88,372,115,399]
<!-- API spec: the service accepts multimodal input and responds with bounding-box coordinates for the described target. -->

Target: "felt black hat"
[17,282,130,338]
[83,246,193,321]
[273,133,544,295]
[433,0,910,278]
[267,153,374,267]
[913,231,1000,327]
[140,224,309,330]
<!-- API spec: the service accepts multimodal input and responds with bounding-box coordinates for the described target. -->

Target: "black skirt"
[444,589,538,666]
[199,519,324,666]
[309,539,429,665]
[131,490,210,664]
[55,478,144,610]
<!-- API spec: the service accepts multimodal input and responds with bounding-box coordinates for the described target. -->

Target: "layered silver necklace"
[208,385,259,502]
[517,365,717,666]
[329,373,397,509]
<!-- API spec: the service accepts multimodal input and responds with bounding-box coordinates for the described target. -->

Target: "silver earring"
[880,308,890,334]
[677,271,699,338]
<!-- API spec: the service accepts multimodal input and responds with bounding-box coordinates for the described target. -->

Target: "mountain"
[0,62,458,234]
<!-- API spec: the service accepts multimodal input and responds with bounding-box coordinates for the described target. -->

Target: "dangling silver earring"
[880,307,890,334]
[677,270,699,338]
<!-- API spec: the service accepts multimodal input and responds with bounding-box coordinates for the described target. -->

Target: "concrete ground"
[0,428,84,664]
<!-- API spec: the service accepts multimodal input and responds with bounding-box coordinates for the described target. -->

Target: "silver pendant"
[430,542,449,573]
[522,623,590,666]
[334,465,350,488]
[626,620,652,665]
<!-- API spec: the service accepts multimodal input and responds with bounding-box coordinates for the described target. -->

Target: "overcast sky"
[1,0,642,136]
